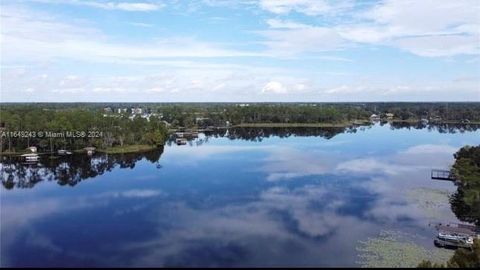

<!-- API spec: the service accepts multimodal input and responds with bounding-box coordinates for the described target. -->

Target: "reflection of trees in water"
[168,123,477,145]
[385,121,479,134]
[1,147,164,190]
[221,127,354,141]
[164,126,358,145]
[223,123,478,140]
[170,126,367,143]
[166,123,480,146]
[450,190,480,226]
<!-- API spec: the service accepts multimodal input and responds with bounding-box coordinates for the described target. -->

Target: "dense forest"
[450,145,480,226]
[420,145,480,268]
[3,102,480,126]
[0,107,167,153]
[1,102,479,153]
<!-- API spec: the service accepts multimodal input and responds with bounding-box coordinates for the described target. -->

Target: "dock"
[436,223,479,236]
[431,169,456,181]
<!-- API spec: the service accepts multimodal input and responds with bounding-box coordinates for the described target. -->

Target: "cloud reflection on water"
[1,126,479,267]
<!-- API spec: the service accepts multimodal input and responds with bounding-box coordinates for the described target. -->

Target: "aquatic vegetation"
[406,187,453,221]
[357,231,453,268]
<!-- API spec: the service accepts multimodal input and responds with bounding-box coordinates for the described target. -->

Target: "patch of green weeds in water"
[356,230,453,268]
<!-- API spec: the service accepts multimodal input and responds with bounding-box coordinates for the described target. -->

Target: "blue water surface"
[1,124,479,267]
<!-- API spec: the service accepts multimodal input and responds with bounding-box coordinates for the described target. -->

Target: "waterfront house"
[84,147,96,155]
[21,153,39,162]
[431,116,442,122]
[370,114,380,121]
[117,108,128,114]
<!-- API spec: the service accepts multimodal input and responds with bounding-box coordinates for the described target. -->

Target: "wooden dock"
[431,169,456,181]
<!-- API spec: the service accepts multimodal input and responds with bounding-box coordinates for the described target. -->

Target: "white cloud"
[0,6,260,65]
[259,0,480,57]
[336,158,409,175]
[260,27,345,56]
[319,81,480,101]
[92,87,126,93]
[325,85,365,95]
[259,0,352,16]
[109,2,162,11]
[116,189,163,198]
[23,0,164,11]
[1,66,306,102]
[1,1,479,102]
[260,147,338,181]
[3,67,479,102]
[21,87,35,93]
[262,81,287,94]
[401,144,458,155]
[344,0,480,57]
[394,35,480,57]
[266,19,310,29]
[337,25,389,44]
[130,22,154,27]
[365,0,479,35]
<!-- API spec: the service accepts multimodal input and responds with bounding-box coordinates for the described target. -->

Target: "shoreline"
[230,121,370,128]
[389,119,480,125]
[0,144,163,156]
[97,145,162,154]
[1,120,478,156]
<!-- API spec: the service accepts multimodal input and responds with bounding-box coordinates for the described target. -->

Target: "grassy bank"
[0,144,161,156]
[0,151,28,156]
[97,144,160,154]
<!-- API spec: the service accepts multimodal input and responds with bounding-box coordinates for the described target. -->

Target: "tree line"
[1,102,479,153]
[0,106,167,153]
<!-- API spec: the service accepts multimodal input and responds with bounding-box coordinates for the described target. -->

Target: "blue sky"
[1,0,479,102]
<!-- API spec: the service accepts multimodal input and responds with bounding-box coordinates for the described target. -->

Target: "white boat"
[57,149,72,155]
[176,138,187,145]
[438,232,471,242]
[434,223,479,249]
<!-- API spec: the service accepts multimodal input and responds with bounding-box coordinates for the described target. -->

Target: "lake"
[1,123,479,267]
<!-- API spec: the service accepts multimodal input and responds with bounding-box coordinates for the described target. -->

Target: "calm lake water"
[1,124,479,267]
